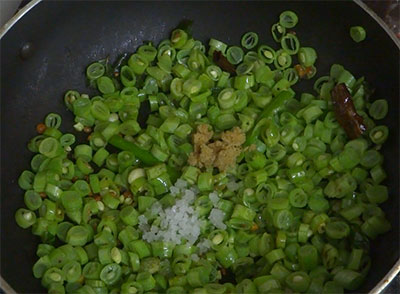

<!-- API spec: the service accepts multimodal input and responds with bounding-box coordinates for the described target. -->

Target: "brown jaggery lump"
[192,124,213,148]
[199,144,216,167]
[214,146,242,171]
[221,127,246,146]
[188,124,246,171]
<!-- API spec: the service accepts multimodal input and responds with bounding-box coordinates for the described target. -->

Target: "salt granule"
[170,186,180,196]
[191,254,200,262]
[209,192,219,206]
[175,179,188,189]
[208,208,227,230]
[227,181,240,191]
[197,239,212,254]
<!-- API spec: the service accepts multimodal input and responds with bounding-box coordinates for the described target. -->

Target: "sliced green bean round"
[350,26,366,43]
[226,46,244,65]
[24,190,43,211]
[241,32,259,49]
[100,263,122,286]
[298,47,317,67]
[274,49,292,70]
[62,260,82,283]
[369,99,388,120]
[86,62,105,80]
[313,76,331,94]
[279,10,299,28]
[326,221,350,239]
[66,226,89,246]
[258,45,276,64]
[206,65,222,81]
[138,45,158,62]
[38,137,61,158]
[60,134,76,147]
[120,66,137,87]
[97,77,115,94]
[243,51,259,65]
[158,44,177,61]
[281,34,300,55]
[283,68,299,85]
[289,188,308,208]
[15,208,37,228]
[45,113,62,129]
[236,63,254,76]
[271,23,286,42]
[369,126,388,145]
[64,90,80,111]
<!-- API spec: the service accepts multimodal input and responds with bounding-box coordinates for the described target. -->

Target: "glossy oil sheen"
[1,1,398,293]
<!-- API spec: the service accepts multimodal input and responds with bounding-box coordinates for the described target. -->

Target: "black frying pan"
[1,1,399,293]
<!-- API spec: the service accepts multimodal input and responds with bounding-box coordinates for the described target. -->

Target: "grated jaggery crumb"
[187,152,199,167]
[214,146,242,172]
[188,124,246,172]
[193,124,213,147]
[221,127,246,146]
[200,144,216,168]
[208,140,224,154]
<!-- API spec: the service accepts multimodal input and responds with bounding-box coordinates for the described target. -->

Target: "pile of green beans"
[15,10,391,294]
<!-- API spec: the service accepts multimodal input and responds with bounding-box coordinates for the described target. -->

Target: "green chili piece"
[109,135,160,166]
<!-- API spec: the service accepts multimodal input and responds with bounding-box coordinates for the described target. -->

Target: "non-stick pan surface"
[1,1,399,293]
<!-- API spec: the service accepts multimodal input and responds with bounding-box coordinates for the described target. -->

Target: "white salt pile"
[140,179,201,245]
[138,178,228,250]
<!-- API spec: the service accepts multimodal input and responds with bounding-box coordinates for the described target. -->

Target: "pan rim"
[0,1,399,293]
[0,0,399,48]
[354,0,400,49]
[0,0,41,39]
[0,276,16,294]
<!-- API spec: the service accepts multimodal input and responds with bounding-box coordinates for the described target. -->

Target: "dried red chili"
[294,64,306,78]
[83,126,92,134]
[93,194,102,201]
[331,83,366,139]
[213,51,236,75]
[123,190,133,198]
[36,123,47,134]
